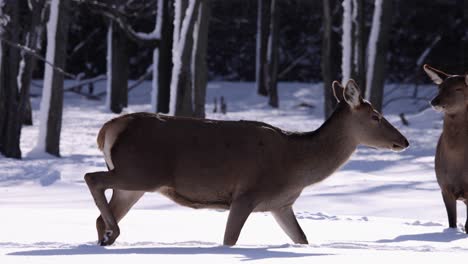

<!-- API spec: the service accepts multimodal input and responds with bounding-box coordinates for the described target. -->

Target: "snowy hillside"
[2,81,468,263]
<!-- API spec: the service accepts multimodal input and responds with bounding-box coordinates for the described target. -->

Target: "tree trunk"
[266,0,279,108]
[354,0,366,93]
[192,0,210,118]
[0,0,21,158]
[107,21,129,114]
[37,0,70,157]
[156,0,173,113]
[321,0,340,118]
[366,0,393,112]
[169,0,200,117]
[341,0,353,83]
[19,0,46,126]
[255,0,270,96]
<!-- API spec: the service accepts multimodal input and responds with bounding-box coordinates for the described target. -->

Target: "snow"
[105,22,112,110]
[341,0,352,84]
[169,0,197,115]
[32,0,59,155]
[2,80,468,263]
[365,0,383,99]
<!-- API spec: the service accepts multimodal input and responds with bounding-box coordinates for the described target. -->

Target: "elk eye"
[371,115,380,122]
[456,88,463,92]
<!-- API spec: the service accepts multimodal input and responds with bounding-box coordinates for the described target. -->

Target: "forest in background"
[47,0,467,82]
[0,0,466,159]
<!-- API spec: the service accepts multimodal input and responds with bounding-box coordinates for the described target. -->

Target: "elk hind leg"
[272,206,308,244]
[442,191,457,228]
[223,196,255,246]
[96,189,145,244]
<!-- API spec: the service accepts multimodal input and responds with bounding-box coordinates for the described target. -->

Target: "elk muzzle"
[391,137,409,152]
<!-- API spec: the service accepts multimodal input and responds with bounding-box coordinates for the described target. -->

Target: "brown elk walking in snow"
[424,64,468,232]
[84,80,409,246]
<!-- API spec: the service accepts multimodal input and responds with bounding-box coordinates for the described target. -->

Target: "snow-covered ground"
[2,81,467,263]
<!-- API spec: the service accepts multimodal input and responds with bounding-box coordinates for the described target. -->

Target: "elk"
[85,80,409,246]
[424,64,468,232]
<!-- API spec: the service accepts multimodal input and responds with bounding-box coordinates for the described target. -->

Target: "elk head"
[332,80,409,151]
[423,64,468,114]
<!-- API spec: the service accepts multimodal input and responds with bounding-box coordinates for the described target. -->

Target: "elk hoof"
[98,229,119,246]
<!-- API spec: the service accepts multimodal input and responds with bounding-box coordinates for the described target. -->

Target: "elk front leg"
[223,196,255,246]
[85,171,121,246]
[96,190,145,244]
[272,206,308,244]
[442,191,457,228]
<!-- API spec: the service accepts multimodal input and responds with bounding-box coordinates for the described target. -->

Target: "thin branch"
[0,36,77,79]
[128,66,152,91]
[278,50,309,79]
[73,0,161,46]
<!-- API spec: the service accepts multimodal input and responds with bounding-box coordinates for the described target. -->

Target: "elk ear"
[423,64,449,85]
[332,81,345,102]
[343,79,362,108]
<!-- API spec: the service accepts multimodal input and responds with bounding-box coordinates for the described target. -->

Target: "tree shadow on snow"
[8,243,330,261]
[376,228,466,243]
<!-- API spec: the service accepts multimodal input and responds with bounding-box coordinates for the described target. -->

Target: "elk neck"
[441,109,468,150]
[288,103,358,187]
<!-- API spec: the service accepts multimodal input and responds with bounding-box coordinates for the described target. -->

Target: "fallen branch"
[64,75,106,92]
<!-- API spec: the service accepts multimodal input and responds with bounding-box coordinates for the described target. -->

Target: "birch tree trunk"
[36,0,70,156]
[366,0,393,112]
[169,0,200,117]
[341,0,353,83]
[192,0,210,118]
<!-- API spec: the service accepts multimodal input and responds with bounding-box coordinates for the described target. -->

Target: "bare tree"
[0,0,21,158]
[365,0,393,112]
[266,0,279,108]
[192,0,211,118]
[106,21,129,114]
[353,0,366,94]
[35,0,70,156]
[18,0,46,126]
[255,0,270,96]
[321,0,340,118]
[156,0,174,113]
[169,0,201,116]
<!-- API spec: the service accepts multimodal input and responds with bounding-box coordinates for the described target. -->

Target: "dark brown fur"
[424,64,468,231]
[85,80,409,246]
